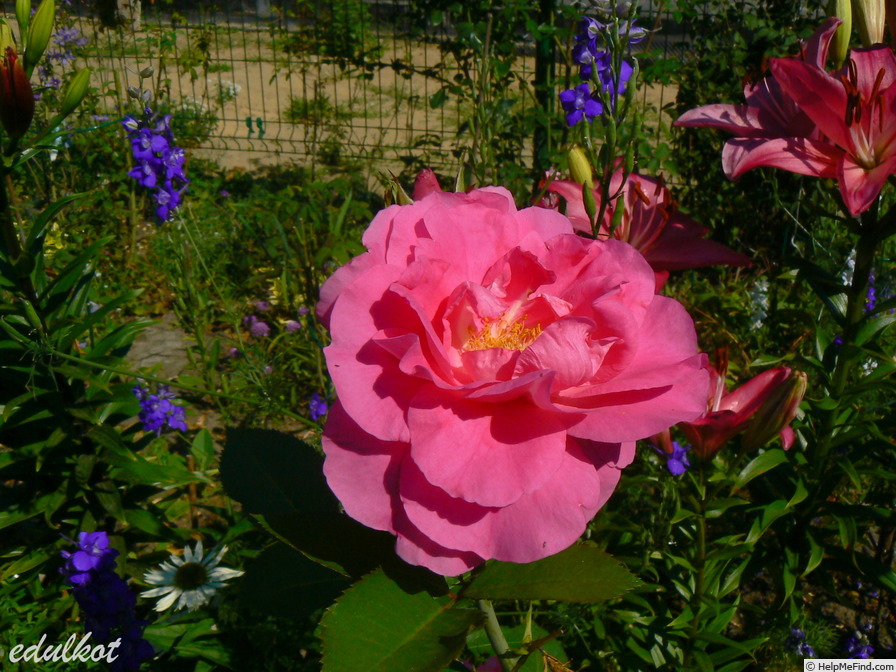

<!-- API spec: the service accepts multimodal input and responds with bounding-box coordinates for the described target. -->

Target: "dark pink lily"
[768,38,896,215]
[678,350,803,460]
[543,170,751,289]
[676,17,896,216]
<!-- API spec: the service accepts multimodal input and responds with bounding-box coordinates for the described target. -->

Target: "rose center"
[173,561,208,591]
[465,316,542,352]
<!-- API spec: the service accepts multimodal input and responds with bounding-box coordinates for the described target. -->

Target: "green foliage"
[320,569,484,672]
[668,1,822,256]
[4,2,896,671]
[276,0,383,64]
[461,544,640,603]
[284,93,353,125]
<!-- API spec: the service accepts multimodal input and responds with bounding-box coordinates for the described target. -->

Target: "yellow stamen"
[465,316,542,352]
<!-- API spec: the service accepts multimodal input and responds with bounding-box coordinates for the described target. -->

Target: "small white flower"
[141,540,243,612]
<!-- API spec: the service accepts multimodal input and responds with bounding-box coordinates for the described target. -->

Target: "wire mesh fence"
[58,0,689,173]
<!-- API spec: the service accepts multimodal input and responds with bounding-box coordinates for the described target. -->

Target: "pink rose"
[318,187,709,575]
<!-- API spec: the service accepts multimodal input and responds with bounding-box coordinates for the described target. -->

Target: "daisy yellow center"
[173,562,208,591]
[465,316,542,351]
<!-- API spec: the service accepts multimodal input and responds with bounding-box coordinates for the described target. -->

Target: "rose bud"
[0,47,35,139]
[412,168,442,200]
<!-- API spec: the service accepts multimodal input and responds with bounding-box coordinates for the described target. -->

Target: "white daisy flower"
[141,540,243,612]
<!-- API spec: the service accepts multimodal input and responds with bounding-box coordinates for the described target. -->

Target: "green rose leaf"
[220,428,337,518]
[460,542,640,602]
[240,543,351,620]
[221,428,446,594]
[320,568,483,672]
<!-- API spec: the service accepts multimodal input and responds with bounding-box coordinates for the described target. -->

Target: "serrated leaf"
[220,428,335,518]
[240,543,350,620]
[460,543,639,602]
[221,428,445,592]
[320,569,483,672]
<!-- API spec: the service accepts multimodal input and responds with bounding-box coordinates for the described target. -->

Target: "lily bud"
[852,0,885,46]
[59,67,91,117]
[0,21,15,55]
[827,0,852,68]
[741,370,807,451]
[0,47,35,138]
[15,0,31,45]
[567,146,594,188]
[24,0,54,77]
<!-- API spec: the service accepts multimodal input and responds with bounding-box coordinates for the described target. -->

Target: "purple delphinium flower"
[132,384,188,434]
[559,83,603,126]
[255,300,272,312]
[122,107,189,223]
[297,306,310,316]
[666,441,691,475]
[572,39,604,80]
[60,531,155,672]
[785,628,817,658]
[844,636,874,659]
[570,10,639,110]
[285,319,301,332]
[866,270,878,314]
[250,320,270,338]
[309,392,328,421]
[60,531,113,585]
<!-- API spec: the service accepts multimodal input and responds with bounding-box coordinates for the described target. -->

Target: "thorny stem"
[478,599,518,672]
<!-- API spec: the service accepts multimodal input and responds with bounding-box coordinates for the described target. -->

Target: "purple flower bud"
[285,319,301,332]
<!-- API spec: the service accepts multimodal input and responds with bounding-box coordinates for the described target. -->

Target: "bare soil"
[76,19,676,177]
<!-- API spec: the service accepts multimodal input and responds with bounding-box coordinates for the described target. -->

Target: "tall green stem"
[0,170,48,334]
[813,219,879,470]
[685,463,708,666]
